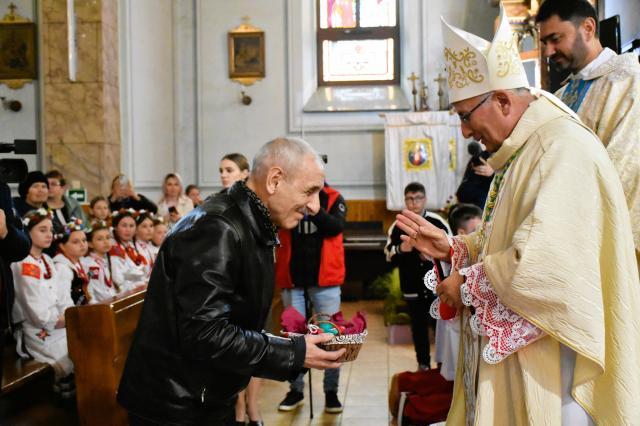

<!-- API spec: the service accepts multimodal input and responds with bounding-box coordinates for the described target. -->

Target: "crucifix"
[407,72,419,112]
[434,73,448,111]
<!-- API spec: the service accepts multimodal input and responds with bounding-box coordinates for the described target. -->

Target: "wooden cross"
[8,3,16,16]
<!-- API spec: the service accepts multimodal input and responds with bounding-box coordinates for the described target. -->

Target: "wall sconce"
[0,97,22,112]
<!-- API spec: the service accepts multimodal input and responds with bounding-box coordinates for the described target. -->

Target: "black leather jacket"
[117,182,306,424]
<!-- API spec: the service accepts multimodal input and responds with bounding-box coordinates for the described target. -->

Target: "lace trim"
[459,263,545,364]
[429,298,442,320]
[460,282,473,307]
[450,236,470,271]
[423,269,437,292]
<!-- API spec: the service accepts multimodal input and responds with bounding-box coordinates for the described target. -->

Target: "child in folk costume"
[11,209,74,385]
[134,210,156,278]
[81,220,120,303]
[53,218,90,305]
[109,208,147,292]
[151,215,168,249]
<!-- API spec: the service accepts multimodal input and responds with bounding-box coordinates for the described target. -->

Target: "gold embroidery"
[494,37,522,78]
[403,138,433,171]
[444,47,485,89]
[448,138,457,171]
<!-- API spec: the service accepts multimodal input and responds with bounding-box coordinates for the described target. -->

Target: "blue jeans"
[281,286,341,393]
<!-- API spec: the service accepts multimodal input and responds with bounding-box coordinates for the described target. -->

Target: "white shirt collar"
[574,47,616,79]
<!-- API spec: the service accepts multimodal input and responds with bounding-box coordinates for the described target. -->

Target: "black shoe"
[324,391,343,414]
[248,422,264,426]
[278,390,304,411]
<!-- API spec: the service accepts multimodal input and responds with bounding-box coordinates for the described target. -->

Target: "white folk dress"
[81,253,119,303]
[109,241,147,292]
[11,254,74,378]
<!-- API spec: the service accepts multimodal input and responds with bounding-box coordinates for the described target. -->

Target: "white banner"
[384,111,472,210]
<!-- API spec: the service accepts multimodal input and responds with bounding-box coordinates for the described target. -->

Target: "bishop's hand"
[395,209,451,261]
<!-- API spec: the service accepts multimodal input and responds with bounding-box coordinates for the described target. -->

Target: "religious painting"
[0,21,36,81]
[228,31,265,79]
[403,138,433,172]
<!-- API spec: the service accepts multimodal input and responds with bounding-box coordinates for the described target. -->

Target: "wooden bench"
[1,343,52,396]
[65,290,146,426]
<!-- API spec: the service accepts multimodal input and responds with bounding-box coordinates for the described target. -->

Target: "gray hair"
[251,137,324,180]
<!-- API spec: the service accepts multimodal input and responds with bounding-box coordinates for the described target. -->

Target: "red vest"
[275,186,345,288]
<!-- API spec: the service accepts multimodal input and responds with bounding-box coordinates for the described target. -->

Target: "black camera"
[0,139,37,183]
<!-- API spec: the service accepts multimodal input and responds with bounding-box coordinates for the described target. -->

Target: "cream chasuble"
[555,52,640,262]
[443,94,640,425]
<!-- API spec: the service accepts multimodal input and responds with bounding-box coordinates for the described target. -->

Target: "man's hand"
[303,333,345,370]
[0,209,7,239]
[473,157,494,177]
[435,269,465,309]
[395,210,451,261]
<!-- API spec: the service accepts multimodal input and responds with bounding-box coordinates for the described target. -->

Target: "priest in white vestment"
[537,0,640,267]
[395,6,640,426]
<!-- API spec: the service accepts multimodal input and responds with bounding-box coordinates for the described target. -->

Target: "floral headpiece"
[56,217,87,242]
[111,208,137,227]
[22,208,53,230]
[133,209,154,225]
[111,207,137,219]
[86,219,111,239]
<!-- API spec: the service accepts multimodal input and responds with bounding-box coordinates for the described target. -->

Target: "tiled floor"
[256,300,421,426]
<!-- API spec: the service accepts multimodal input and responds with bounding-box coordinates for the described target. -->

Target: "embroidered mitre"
[441,5,529,103]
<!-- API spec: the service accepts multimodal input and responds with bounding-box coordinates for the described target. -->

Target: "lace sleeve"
[423,236,471,320]
[459,263,545,364]
[449,236,470,270]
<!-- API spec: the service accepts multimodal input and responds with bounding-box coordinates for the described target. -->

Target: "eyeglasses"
[458,93,492,123]
[404,195,425,203]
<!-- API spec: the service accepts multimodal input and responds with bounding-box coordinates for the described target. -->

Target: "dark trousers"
[405,296,435,367]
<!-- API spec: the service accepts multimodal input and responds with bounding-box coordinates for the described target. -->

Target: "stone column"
[41,0,120,198]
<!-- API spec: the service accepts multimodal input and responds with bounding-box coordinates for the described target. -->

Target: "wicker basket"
[281,313,368,363]
[319,330,368,362]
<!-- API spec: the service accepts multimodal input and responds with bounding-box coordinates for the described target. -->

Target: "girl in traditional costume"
[134,210,156,279]
[11,209,75,392]
[53,218,90,305]
[81,220,120,303]
[109,208,147,293]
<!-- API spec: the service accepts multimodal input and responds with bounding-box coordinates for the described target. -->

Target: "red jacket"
[275,186,345,288]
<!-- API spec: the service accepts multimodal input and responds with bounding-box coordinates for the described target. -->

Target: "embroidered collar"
[237,180,278,241]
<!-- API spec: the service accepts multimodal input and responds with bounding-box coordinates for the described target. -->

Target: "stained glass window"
[317,0,399,86]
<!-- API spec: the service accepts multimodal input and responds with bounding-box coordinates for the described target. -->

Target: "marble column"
[41,0,120,198]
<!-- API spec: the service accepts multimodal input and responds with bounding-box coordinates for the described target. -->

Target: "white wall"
[604,0,640,46]
[120,0,497,201]
[0,0,40,176]
[120,0,176,199]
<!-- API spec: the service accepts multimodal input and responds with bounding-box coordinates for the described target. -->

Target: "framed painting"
[0,4,37,89]
[228,30,265,82]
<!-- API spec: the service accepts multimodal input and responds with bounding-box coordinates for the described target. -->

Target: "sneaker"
[278,390,304,411]
[324,391,343,414]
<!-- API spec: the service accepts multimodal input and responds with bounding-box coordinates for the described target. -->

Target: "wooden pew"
[1,343,52,396]
[65,290,146,426]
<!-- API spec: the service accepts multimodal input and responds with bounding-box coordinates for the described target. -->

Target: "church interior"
[1,0,639,425]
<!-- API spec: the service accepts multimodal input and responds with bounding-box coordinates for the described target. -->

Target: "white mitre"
[441,5,529,103]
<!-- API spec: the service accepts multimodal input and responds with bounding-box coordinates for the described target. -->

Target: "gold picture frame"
[0,4,37,89]
[228,19,265,86]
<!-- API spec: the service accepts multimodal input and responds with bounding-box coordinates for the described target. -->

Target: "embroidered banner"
[384,111,472,210]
